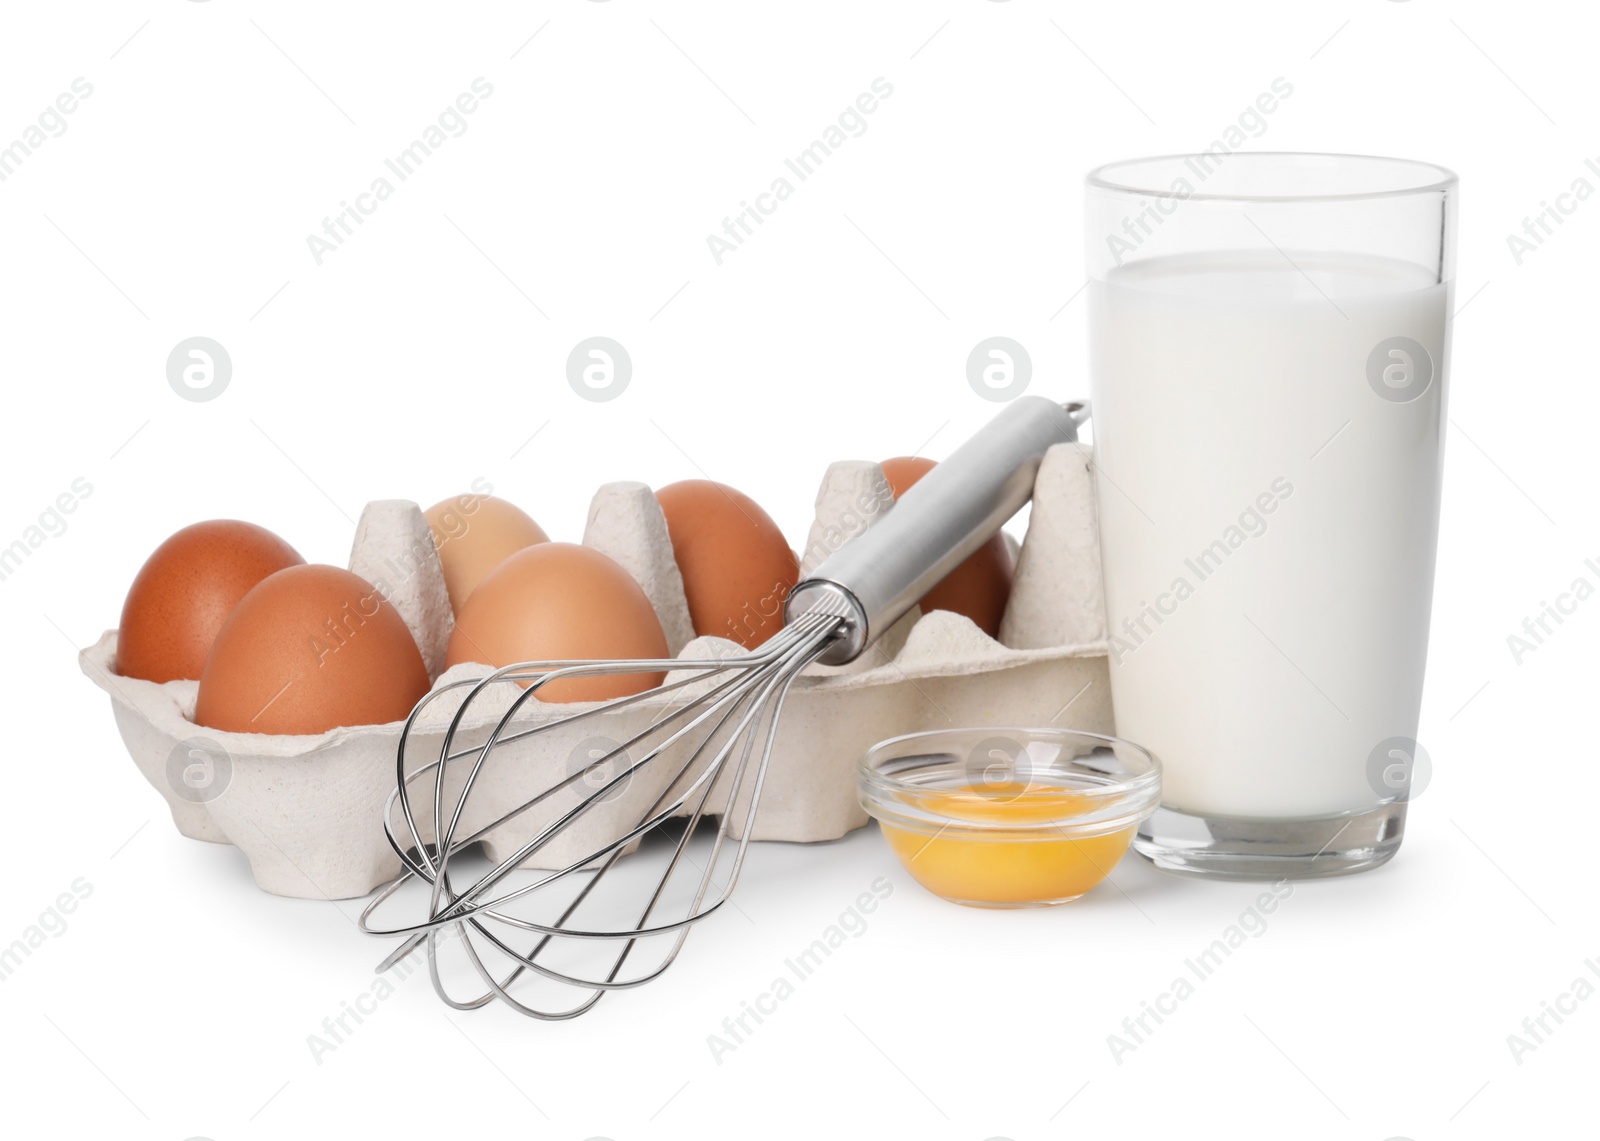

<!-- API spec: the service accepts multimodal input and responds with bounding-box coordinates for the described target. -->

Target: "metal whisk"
[360,396,1086,1018]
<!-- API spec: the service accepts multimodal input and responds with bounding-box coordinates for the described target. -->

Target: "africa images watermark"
[315,475,496,667]
[167,336,232,402]
[706,876,894,1063]
[705,78,895,265]
[0,878,94,983]
[1504,156,1600,266]
[1107,880,1294,1063]
[798,466,892,573]
[968,336,1032,402]
[724,465,894,645]
[305,78,495,265]
[1107,476,1293,664]
[383,475,495,601]
[1105,77,1294,267]
[0,477,94,585]
[1504,554,1600,664]
[0,77,94,185]
[307,927,460,1064]
[1505,955,1600,1065]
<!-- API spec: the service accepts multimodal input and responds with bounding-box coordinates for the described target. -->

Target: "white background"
[1,1,1594,1137]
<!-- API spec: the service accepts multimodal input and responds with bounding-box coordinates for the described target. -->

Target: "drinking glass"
[1084,152,1456,878]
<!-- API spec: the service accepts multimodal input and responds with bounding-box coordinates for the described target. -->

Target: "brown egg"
[444,543,669,703]
[194,565,429,735]
[655,480,798,649]
[424,494,549,613]
[117,520,305,682]
[880,456,1013,638]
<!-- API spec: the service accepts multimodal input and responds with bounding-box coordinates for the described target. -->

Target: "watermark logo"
[964,735,1030,800]
[1366,336,1433,403]
[567,737,633,803]
[1365,736,1432,802]
[167,336,231,402]
[966,336,1030,402]
[566,336,631,402]
[166,737,233,804]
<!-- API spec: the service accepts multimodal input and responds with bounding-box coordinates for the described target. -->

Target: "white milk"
[1089,252,1449,818]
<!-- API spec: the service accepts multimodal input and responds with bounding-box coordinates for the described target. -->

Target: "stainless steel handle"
[787,395,1086,664]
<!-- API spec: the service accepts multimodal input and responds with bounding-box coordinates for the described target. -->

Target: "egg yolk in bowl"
[877,781,1137,907]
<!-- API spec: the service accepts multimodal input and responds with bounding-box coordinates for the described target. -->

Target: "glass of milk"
[1084,153,1456,878]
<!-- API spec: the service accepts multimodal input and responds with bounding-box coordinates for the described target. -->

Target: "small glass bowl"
[859,727,1162,908]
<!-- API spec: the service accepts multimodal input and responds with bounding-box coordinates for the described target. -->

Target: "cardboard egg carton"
[80,443,1113,900]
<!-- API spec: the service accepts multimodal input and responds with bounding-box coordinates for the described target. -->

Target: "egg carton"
[80,444,1113,900]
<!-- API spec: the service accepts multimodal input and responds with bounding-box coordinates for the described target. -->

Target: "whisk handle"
[788,395,1087,664]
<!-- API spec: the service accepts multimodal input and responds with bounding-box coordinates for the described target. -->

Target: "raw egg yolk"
[879,782,1133,906]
